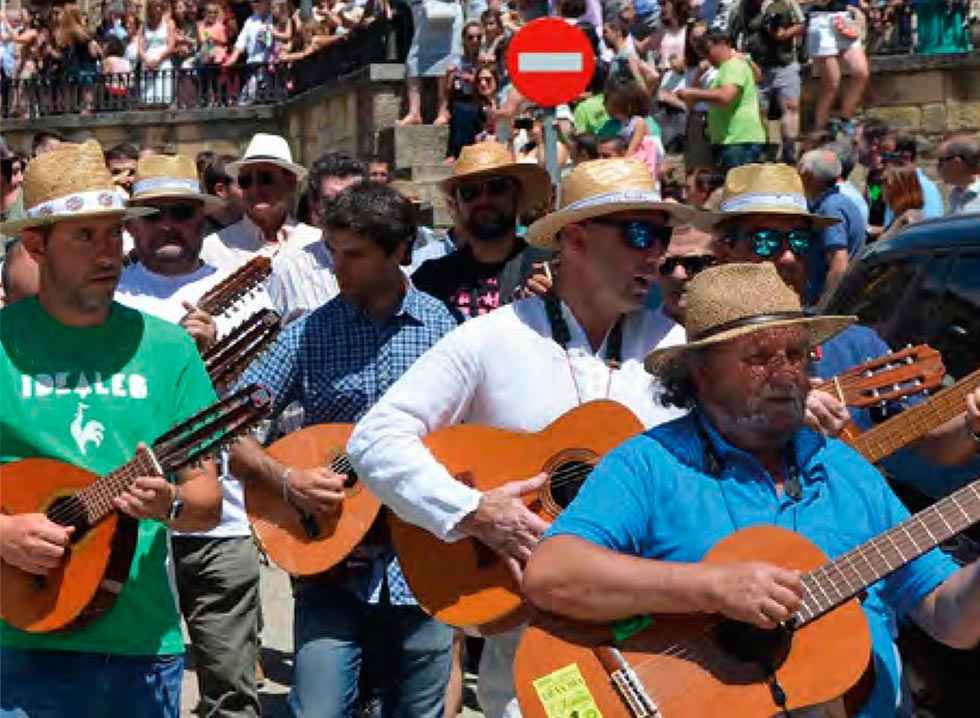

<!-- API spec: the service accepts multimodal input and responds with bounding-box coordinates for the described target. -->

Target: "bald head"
[937,134,980,188]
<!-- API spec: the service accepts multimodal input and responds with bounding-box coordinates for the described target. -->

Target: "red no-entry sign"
[505,18,597,108]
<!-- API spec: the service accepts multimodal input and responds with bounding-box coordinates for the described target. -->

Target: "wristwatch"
[166,485,184,522]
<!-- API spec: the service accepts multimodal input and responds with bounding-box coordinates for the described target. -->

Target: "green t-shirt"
[0,297,217,656]
[707,56,767,146]
[573,94,610,136]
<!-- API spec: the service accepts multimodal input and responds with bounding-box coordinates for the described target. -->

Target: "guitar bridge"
[596,646,662,718]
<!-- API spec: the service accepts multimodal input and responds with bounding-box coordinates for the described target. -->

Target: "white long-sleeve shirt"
[347,297,686,541]
[200,214,322,273]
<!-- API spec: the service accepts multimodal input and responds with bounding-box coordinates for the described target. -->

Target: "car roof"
[862,212,980,261]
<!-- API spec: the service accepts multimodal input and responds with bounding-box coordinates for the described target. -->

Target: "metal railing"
[0,18,397,119]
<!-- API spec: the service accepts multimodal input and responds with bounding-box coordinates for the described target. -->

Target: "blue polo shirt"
[546,411,957,718]
[807,186,867,306]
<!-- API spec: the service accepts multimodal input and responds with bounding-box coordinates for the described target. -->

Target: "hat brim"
[130,189,225,208]
[694,205,842,230]
[226,158,308,182]
[0,206,156,234]
[644,314,857,374]
[441,162,553,223]
[525,195,701,249]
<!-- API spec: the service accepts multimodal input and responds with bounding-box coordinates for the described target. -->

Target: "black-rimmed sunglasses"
[589,218,673,250]
[658,254,716,277]
[726,228,815,258]
[237,170,277,190]
[143,203,199,223]
[456,176,514,203]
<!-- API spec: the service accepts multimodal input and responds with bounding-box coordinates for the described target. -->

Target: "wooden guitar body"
[245,423,381,576]
[390,400,644,633]
[0,458,138,633]
[515,526,872,718]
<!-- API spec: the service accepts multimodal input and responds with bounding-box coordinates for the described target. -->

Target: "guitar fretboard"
[850,366,980,463]
[796,479,980,625]
[70,451,159,525]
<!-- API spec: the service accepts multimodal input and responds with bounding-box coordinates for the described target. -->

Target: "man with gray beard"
[411,144,553,321]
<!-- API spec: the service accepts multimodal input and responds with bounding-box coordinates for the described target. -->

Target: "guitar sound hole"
[46,496,90,541]
[716,619,792,671]
[549,461,592,509]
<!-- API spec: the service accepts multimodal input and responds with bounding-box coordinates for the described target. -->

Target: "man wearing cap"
[0,141,222,715]
[114,154,266,718]
[524,262,980,718]
[348,158,693,717]
[411,143,554,321]
[703,163,980,469]
[201,133,320,273]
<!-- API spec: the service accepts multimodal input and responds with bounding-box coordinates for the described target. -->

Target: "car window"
[934,252,980,378]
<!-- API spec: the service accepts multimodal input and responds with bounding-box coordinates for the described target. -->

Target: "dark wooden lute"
[203,308,282,393]
[196,256,272,317]
[0,384,272,633]
[515,475,980,717]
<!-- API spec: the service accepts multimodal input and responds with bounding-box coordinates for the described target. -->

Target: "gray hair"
[945,135,980,171]
[798,150,841,189]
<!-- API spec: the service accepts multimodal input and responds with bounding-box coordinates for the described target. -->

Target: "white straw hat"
[226,133,307,182]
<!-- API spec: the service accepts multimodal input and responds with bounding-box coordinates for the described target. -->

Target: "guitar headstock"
[197,256,273,317]
[152,383,272,472]
[827,345,945,408]
[204,309,282,391]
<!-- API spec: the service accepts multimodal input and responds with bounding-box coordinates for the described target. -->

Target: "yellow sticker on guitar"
[532,663,604,718]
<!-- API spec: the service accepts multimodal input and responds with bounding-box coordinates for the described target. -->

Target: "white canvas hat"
[226,133,308,182]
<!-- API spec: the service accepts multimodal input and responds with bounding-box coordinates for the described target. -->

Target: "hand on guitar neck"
[456,472,551,582]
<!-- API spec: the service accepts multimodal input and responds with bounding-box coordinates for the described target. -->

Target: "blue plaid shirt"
[239,283,459,604]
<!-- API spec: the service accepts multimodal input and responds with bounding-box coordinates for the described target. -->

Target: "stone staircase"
[377,125,453,228]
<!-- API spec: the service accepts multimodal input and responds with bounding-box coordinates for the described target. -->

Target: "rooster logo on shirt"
[70,402,105,455]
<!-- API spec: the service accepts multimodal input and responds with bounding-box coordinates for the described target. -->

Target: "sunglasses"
[143,203,198,223]
[658,254,716,277]
[589,218,673,250]
[456,176,513,203]
[237,170,277,190]
[728,228,815,258]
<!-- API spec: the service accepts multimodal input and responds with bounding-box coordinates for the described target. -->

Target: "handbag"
[423,0,457,27]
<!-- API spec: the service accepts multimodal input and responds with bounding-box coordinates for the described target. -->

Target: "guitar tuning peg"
[863,369,874,378]
[892,384,901,393]
[914,379,922,386]
[905,356,914,364]
[871,388,880,398]
[922,389,930,396]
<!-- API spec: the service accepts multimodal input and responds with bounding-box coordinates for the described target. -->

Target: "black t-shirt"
[412,239,550,322]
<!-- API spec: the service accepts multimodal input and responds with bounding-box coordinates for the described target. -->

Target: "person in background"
[442,21,485,156]
[201,153,246,234]
[398,0,463,126]
[798,148,866,306]
[604,78,662,179]
[878,164,925,242]
[105,142,140,197]
[878,133,944,227]
[654,222,718,327]
[389,179,457,274]
[685,165,725,209]
[807,0,869,134]
[677,28,766,171]
[367,156,392,184]
[854,117,889,227]
[573,62,613,136]
[0,146,24,227]
[139,0,177,105]
[0,237,39,305]
[198,1,231,105]
[821,137,869,226]
[598,134,628,159]
[572,133,601,162]
[222,0,276,105]
[682,21,716,170]
[937,134,980,215]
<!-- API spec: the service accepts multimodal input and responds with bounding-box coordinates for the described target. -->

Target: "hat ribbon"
[132,177,202,196]
[718,192,808,214]
[241,153,292,164]
[26,189,126,219]
[563,189,665,213]
[689,311,809,342]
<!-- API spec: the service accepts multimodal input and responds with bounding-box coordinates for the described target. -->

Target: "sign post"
[506,18,596,196]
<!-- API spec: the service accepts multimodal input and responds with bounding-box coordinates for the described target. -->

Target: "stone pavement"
[180,564,483,717]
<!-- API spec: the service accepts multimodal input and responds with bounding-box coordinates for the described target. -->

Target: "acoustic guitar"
[0,384,271,634]
[514,475,980,718]
[811,344,942,410]
[203,308,282,393]
[390,400,644,633]
[196,256,272,317]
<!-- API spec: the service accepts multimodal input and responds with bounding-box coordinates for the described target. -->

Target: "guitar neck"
[850,366,980,463]
[797,478,980,625]
[197,257,271,316]
[73,449,162,526]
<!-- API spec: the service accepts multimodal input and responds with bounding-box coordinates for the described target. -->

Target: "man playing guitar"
[0,142,222,715]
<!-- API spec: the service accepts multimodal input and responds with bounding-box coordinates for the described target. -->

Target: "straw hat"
[696,163,841,229]
[226,133,307,182]
[440,143,553,223]
[0,140,154,234]
[525,159,696,249]
[129,154,223,207]
[644,263,856,372]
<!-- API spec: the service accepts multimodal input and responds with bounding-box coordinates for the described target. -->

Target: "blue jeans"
[0,648,183,718]
[289,581,452,718]
[713,142,767,171]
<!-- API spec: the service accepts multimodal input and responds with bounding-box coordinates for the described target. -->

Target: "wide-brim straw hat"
[0,140,155,234]
[696,163,841,230]
[440,142,553,223]
[525,159,698,249]
[644,262,856,373]
[129,153,223,208]
[226,133,308,182]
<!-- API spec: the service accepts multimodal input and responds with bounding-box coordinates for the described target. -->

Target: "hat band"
[718,192,808,214]
[690,311,809,342]
[562,189,664,213]
[132,177,202,196]
[26,189,126,219]
[241,154,293,165]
